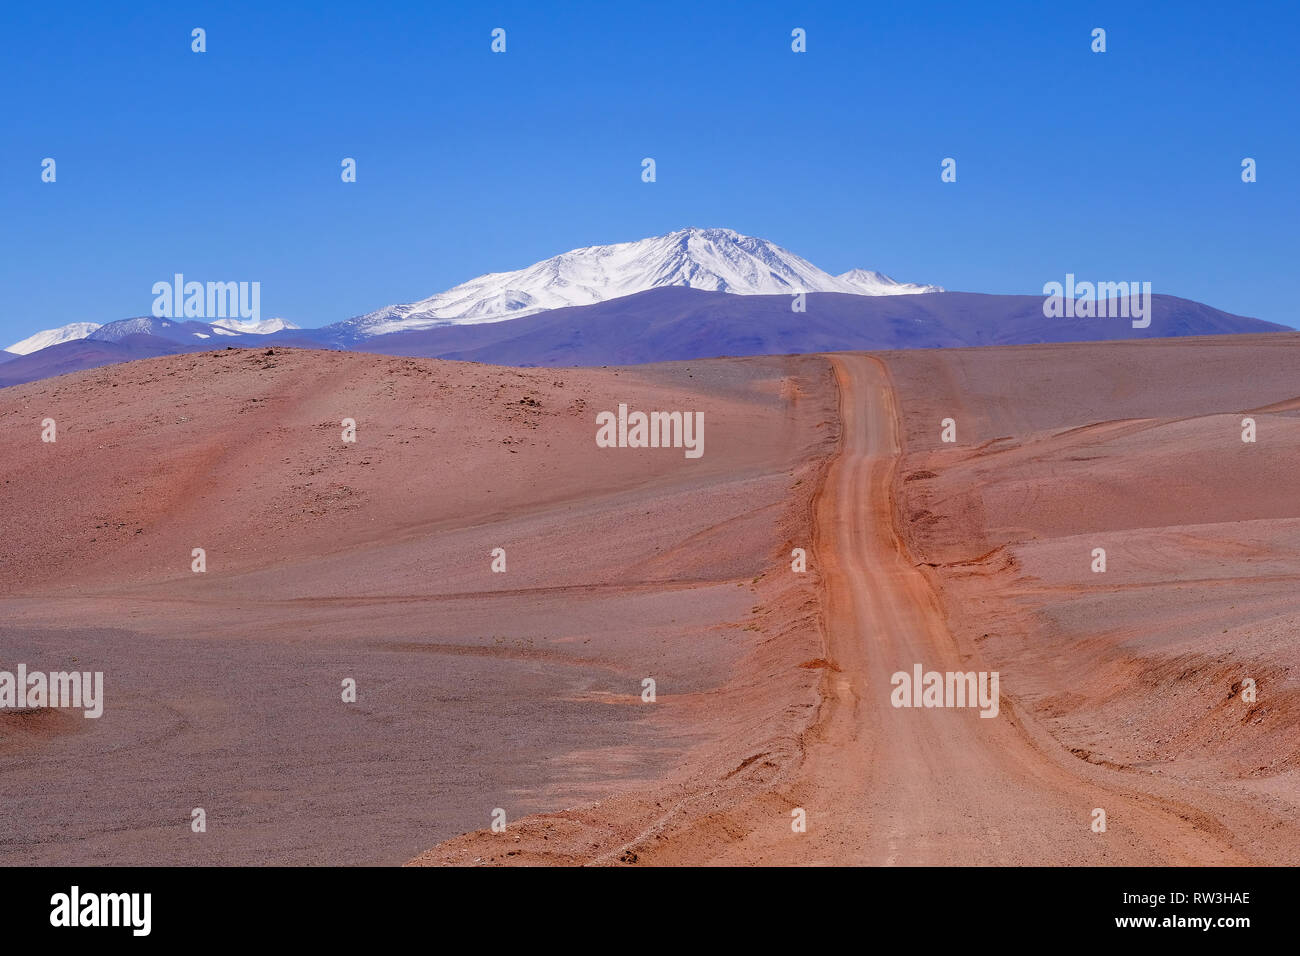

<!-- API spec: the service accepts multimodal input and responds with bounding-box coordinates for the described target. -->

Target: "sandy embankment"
[886,333,1300,863]
[0,347,837,865]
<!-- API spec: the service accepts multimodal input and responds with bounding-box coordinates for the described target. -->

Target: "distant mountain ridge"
[0,228,1287,389]
[4,316,296,355]
[0,287,1285,390]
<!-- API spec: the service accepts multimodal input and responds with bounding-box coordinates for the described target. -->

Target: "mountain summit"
[339,227,941,337]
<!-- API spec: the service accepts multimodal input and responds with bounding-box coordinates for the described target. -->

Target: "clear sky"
[2,0,1296,342]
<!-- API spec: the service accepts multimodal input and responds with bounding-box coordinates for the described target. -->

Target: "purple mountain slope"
[0,334,277,388]
[0,336,192,388]
[355,287,1288,366]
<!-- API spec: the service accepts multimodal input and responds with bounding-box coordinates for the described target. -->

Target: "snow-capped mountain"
[5,322,103,355]
[838,268,942,296]
[5,316,299,354]
[211,317,298,335]
[89,316,301,343]
[88,317,198,343]
[339,227,941,337]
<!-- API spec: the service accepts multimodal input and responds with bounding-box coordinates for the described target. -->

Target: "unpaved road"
[701,353,1297,865]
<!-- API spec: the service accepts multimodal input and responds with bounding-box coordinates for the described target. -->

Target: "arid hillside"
[0,347,837,864]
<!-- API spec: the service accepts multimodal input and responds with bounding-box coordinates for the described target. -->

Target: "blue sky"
[2,0,1296,342]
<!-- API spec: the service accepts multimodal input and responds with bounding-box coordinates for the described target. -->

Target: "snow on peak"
[838,268,943,295]
[210,316,299,335]
[4,322,103,355]
[1,315,301,356]
[344,227,941,336]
